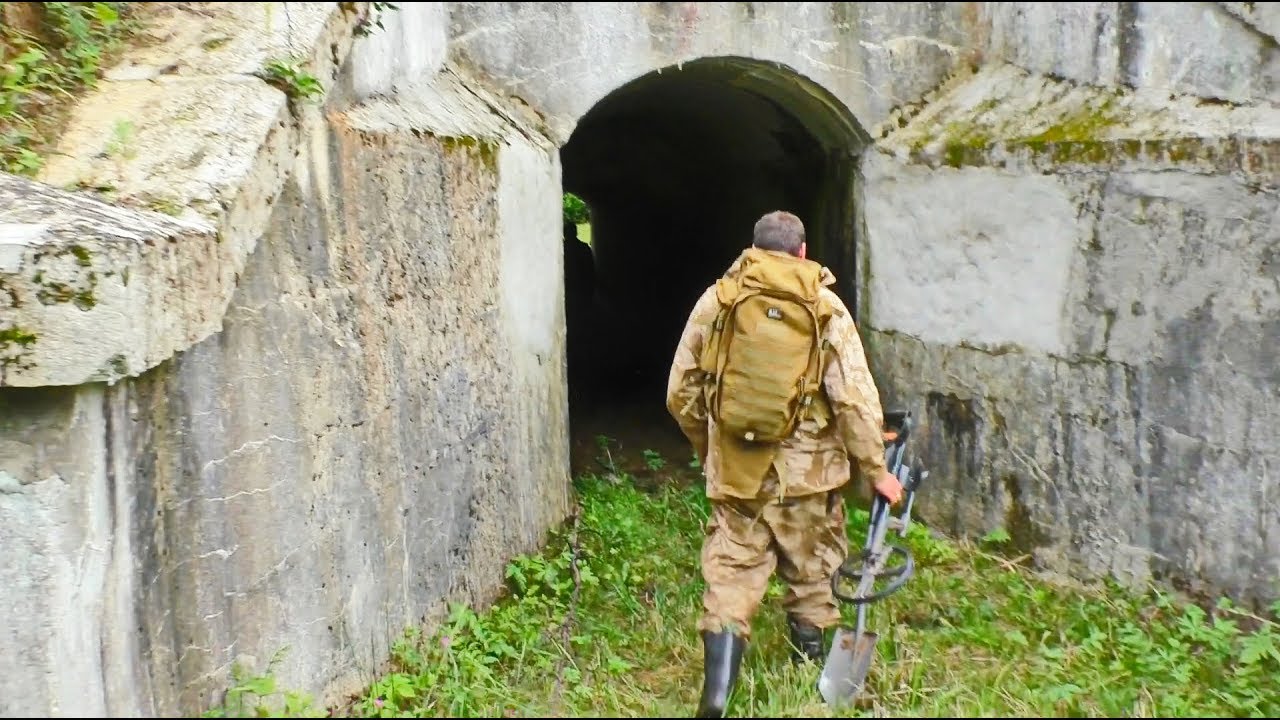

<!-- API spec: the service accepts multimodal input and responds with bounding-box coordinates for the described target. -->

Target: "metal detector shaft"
[853,493,891,636]
[822,410,931,709]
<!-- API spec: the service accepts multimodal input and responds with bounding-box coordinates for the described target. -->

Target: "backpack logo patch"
[766,307,783,320]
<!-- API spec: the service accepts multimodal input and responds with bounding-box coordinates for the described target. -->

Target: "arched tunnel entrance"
[560,57,869,476]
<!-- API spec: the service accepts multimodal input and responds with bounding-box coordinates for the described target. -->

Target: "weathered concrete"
[863,159,1083,355]
[0,180,217,386]
[863,63,1280,606]
[6,2,360,388]
[3,1,1280,717]
[444,1,979,145]
[3,3,567,717]
[979,1,1280,104]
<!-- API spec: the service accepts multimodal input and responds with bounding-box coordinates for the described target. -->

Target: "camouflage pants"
[697,487,848,640]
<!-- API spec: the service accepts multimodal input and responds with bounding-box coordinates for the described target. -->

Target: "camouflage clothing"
[697,472,848,639]
[666,248,889,638]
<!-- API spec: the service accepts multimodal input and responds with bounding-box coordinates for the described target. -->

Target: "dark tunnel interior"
[559,58,865,474]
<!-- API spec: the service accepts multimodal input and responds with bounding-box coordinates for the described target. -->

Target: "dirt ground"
[567,370,704,489]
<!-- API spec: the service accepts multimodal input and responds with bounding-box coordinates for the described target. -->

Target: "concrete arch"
[443,2,977,148]
[557,55,871,465]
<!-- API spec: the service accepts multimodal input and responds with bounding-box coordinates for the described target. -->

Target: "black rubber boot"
[787,615,825,665]
[696,630,746,718]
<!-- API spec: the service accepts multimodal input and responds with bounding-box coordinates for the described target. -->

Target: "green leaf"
[1239,631,1278,666]
[93,2,120,24]
[244,674,275,696]
[981,527,1011,545]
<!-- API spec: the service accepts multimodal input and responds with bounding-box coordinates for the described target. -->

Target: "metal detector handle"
[895,465,926,538]
[829,409,924,608]
[903,463,928,495]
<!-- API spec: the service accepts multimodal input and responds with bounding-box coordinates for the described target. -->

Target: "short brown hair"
[752,211,805,255]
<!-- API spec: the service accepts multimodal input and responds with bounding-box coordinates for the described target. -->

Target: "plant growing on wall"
[0,1,136,175]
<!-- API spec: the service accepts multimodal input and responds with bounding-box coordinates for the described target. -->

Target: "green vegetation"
[353,2,401,38]
[563,192,591,225]
[1015,97,1123,145]
[336,473,1279,716]
[563,191,593,245]
[260,58,324,103]
[1,2,140,175]
[204,444,1280,717]
[0,325,38,348]
[201,648,326,719]
[198,444,1280,718]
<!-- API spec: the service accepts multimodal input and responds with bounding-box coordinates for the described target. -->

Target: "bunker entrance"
[559,57,868,478]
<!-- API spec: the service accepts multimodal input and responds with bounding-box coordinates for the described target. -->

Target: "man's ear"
[799,242,807,259]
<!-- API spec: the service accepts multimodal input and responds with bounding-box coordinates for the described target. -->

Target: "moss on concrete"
[441,135,499,171]
[68,244,92,267]
[882,67,1266,171]
[915,93,1143,168]
[32,269,98,311]
[0,326,38,349]
[1014,97,1123,144]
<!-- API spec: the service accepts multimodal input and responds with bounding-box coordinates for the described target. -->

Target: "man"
[665,210,903,718]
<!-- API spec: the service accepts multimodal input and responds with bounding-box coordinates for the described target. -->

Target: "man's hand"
[875,469,904,505]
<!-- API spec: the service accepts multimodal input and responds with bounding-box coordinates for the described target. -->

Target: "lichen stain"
[1002,471,1051,549]
[924,391,984,534]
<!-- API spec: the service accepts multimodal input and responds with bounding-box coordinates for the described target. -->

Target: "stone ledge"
[341,64,556,153]
[0,174,214,386]
[873,62,1280,179]
[0,3,375,387]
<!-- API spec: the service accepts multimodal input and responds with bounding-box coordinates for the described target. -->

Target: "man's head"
[752,210,806,259]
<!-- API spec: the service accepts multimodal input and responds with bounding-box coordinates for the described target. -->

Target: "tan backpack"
[698,248,834,444]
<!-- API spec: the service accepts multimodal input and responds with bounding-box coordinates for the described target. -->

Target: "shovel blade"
[818,627,879,709]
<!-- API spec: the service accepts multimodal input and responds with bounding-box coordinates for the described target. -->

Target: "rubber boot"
[696,630,746,718]
[787,614,825,665]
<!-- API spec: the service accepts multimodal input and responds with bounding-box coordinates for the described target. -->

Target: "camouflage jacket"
[665,249,888,501]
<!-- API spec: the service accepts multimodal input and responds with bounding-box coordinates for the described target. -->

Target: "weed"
[336,453,1280,718]
[353,2,400,38]
[0,2,140,175]
[980,526,1011,546]
[202,647,325,718]
[642,448,665,472]
[563,192,590,225]
[104,117,133,159]
[260,59,324,103]
[593,434,619,478]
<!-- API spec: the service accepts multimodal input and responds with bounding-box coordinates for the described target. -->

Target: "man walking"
[665,210,903,718]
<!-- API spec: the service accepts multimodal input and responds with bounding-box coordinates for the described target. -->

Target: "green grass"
[309,455,1280,719]
[207,446,1280,718]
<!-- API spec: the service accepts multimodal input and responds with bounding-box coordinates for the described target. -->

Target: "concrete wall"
[437,7,1277,606]
[3,3,567,717]
[862,63,1280,605]
[435,0,1280,604]
[3,1,1279,717]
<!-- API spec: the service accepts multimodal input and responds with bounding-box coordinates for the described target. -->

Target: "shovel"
[819,411,926,710]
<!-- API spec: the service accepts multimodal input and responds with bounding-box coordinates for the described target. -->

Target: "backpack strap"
[698,277,740,375]
[789,292,837,431]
